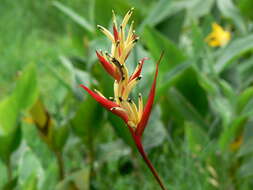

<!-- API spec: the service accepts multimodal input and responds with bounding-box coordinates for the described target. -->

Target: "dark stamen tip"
[97,25,103,30]
[127,98,132,103]
[119,97,123,102]
[133,38,139,43]
[137,75,142,80]
[109,97,114,101]
[129,8,134,14]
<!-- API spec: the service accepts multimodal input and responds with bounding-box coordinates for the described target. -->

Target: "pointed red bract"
[136,52,163,137]
[135,64,158,136]
[80,84,129,123]
[129,58,148,81]
[96,51,120,81]
[113,25,119,41]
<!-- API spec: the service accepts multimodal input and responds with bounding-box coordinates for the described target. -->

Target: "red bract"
[113,24,119,42]
[129,57,148,81]
[136,54,162,136]
[80,84,128,123]
[96,51,120,81]
[80,57,160,133]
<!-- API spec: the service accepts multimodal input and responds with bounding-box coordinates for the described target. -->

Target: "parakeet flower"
[80,8,166,190]
[205,23,231,47]
[80,8,159,136]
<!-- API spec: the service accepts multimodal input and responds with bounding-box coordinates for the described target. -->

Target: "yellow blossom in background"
[205,23,231,47]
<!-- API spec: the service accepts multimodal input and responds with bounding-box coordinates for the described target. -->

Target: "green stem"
[7,158,12,182]
[55,151,64,180]
[87,131,95,189]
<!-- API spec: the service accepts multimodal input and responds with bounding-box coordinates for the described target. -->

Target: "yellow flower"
[205,23,231,47]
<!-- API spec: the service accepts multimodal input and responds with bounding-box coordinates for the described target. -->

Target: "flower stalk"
[80,8,167,190]
[131,133,167,190]
[55,150,65,180]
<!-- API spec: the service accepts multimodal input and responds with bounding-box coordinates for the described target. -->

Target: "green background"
[1,0,253,189]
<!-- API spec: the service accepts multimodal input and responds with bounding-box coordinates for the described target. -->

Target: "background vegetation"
[1,0,253,189]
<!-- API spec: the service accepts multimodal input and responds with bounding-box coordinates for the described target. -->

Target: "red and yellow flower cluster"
[80,8,166,190]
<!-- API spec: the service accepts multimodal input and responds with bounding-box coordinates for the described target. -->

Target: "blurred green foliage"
[1,0,253,189]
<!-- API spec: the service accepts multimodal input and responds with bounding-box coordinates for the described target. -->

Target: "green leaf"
[22,122,54,168]
[217,0,247,33]
[237,139,253,158]
[197,73,218,95]
[45,60,73,92]
[0,126,21,162]
[0,64,37,161]
[237,87,253,114]
[0,161,8,188]
[0,97,19,135]
[218,116,247,151]
[108,114,135,148]
[97,140,130,162]
[52,124,69,151]
[141,0,214,30]
[71,96,104,143]
[238,57,253,88]
[12,63,38,111]
[238,157,253,178]
[219,79,235,101]
[212,96,233,127]
[142,106,167,149]
[175,68,209,117]
[156,10,186,43]
[215,34,253,73]
[140,0,187,27]
[18,150,41,190]
[190,23,206,58]
[56,168,90,190]
[2,177,18,190]
[142,26,186,76]
[21,174,38,190]
[185,121,209,154]
[53,1,94,33]
[156,61,193,99]
[238,0,253,20]
[94,0,136,27]
[29,99,55,146]
[166,88,209,129]
[0,63,38,135]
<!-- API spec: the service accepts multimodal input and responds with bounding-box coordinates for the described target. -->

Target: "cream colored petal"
[121,8,134,30]
[126,21,134,44]
[97,25,114,42]
[94,89,106,99]
[138,93,143,121]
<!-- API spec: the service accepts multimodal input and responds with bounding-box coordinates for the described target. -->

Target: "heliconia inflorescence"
[80,8,167,190]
